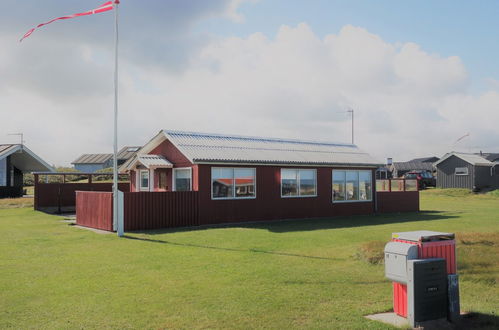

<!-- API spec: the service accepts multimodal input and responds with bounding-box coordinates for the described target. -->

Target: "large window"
[333,170,372,202]
[281,169,317,197]
[212,168,256,199]
[174,168,192,191]
[139,170,149,191]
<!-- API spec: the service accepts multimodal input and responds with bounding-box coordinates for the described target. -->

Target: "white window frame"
[455,167,469,176]
[332,170,372,203]
[211,167,257,200]
[173,167,193,191]
[280,168,318,198]
[139,169,150,191]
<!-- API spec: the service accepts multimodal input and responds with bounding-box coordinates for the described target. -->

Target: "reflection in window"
[333,170,372,202]
[333,171,346,201]
[234,168,256,198]
[212,168,255,199]
[174,168,191,191]
[300,170,316,196]
[346,171,359,201]
[359,171,372,200]
[281,169,317,197]
[281,169,298,196]
[140,170,149,191]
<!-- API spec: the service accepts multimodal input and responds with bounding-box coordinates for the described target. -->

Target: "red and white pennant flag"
[20,1,118,42]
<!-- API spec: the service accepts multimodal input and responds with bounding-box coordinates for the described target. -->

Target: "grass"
[0,190,498,329]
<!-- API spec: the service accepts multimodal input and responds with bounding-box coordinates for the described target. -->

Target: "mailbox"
[384,241,418,284]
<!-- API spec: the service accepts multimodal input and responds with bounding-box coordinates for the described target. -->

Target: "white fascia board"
[1,145,54,172]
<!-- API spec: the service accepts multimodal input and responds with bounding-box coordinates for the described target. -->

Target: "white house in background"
[0,144,53,198]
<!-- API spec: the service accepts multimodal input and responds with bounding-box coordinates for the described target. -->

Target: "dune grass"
[0,190,498,329]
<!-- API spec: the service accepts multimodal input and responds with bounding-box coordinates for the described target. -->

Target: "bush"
[355,241,386,265]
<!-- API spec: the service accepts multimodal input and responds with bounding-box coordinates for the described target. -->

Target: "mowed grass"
[0,190,498,329]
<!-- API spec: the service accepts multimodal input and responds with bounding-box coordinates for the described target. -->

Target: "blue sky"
[1,0,498,165]
[199,0,499,93]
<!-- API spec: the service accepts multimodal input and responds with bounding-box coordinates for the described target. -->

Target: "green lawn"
[0,190,498,329]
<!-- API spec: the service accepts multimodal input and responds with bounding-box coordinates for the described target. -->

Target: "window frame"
[211,167,257,200]
[332,169,373,203]
[139,169,150,191]
[280,168,318,198]
[455,167,469,176]
[173,167,192,191]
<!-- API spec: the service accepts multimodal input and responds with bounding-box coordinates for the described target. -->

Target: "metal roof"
[0,144,54,172]
[134,155,172,169]
[434,152,494,167]
[162,130,382,167]
[72,153,113,165]
[391,161,435,172]
[0,144,18,159]
[117,146,141,161]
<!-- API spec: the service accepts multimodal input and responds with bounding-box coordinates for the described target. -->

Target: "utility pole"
[347,108,354,144]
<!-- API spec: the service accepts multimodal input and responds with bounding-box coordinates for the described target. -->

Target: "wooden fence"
[35,182,130,212]
[376,179,419,213]
[76,191,114,231]
[124,191,199,230]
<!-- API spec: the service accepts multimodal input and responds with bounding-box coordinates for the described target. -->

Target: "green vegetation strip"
[0,189,498,329]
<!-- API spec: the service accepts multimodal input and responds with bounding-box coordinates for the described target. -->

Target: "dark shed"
[434,152,499,191]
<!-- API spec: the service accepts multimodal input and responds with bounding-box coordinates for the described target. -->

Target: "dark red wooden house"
[120,130,384,224]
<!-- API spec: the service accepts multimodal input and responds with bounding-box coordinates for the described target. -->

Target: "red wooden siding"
[124,191,199,230]
[150,139,192,166]
[376,191,419,213]
[35,182,130,211]
[197,165,375,224]
[76,191,113,231]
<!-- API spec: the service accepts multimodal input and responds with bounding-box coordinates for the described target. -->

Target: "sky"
[1,0,499,166]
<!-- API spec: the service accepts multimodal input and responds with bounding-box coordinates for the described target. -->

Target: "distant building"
[0,144,53,198]
[390,156,439,178]
[434,152,499,191]
[72,146,140,173]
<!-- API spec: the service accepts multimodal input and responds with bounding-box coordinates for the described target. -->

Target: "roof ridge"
[163,129,356,148]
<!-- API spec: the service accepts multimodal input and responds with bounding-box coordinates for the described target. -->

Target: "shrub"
[355,241,386,265]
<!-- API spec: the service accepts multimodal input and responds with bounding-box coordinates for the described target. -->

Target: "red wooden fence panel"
[124,191,199,231]
[35,182,130,211]
[376,191,419,213]
[76,191,113,231]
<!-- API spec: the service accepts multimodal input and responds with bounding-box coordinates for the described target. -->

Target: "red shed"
[119,130,383,224]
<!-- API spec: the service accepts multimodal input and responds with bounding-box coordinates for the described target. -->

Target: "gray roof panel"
[163,130,381,167]
[72,153,113,165]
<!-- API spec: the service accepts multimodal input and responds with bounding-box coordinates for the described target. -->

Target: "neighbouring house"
[120,130,384,222]
[0,144,54,198]
[434,152,499,191]
[390,156,439,178]
[72,146,140,173]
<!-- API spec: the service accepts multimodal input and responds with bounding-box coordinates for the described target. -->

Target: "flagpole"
[113,0,123,237]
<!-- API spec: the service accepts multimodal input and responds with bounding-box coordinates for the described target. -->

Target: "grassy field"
[0,190,498,329]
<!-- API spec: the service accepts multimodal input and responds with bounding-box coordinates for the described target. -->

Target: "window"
[139,170,149,191]
[174,168,192,191]
[455,167,469,176]
[333,170,372,202]
[333,171,346,201]
[281,169,317,197]
[212,168,255,199]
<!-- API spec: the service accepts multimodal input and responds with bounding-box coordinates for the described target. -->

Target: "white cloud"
[1,17,498,166]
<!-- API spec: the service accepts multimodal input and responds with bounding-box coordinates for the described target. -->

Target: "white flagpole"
[113,0,123,237]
